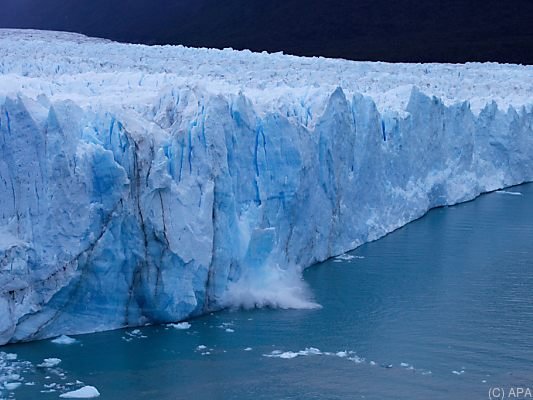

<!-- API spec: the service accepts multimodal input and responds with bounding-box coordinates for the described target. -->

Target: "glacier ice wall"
[1,87,532,344]
[0,30,532,344]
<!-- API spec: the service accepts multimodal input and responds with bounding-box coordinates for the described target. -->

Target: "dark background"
[1,0,532,64]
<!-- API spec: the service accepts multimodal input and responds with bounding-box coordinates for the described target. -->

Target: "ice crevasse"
[0,29,532,344]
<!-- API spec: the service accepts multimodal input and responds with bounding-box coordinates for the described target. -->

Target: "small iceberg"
[168,322,191,330]
[51,335,77,345]
[264,347,322,359]
[335,254,357,261]
[37,358,62,368]
[4,382,22,391]
[452,370,465,375]
[59,386,100,398]
[279,352,299,359]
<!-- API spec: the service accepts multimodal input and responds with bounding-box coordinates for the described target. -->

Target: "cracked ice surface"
[0,29,532,344]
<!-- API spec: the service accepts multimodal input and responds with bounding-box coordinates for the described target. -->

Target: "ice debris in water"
[0,352,34,397]
[168,322,191,330]
[37,358,62,368]
[263,348,432,375]
[52,335,78,345]
[122,329,147,341]
[59,385,101,398]
[3,382,21,390]
[452,370,466,375]
[496,190,523,196]
[264,347,323,359]
[335,254,356,261]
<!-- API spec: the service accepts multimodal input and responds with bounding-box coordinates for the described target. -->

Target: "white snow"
[0,29,530,117]
[59,386,100,398]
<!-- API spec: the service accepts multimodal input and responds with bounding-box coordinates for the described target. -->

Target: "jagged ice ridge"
[0,29,532,344]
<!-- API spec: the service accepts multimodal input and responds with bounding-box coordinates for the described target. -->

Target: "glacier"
[0,29,532,344]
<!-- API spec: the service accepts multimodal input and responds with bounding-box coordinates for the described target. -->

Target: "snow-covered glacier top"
[0,29,532,346]
[0,29,531,116]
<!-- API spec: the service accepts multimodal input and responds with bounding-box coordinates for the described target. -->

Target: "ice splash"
[221,264,321,310]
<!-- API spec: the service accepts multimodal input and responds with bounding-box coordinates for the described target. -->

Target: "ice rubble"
[0,29,532,344]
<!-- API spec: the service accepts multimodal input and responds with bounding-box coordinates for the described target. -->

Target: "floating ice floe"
[52,335,78,345]
[264,347,323,359]
[452,370,466,375]
[496,190,523,196]
[59,385,100,398]
[263,348,433,376]
[334,254,366,263]
[3,382,21,391]
[335,254,356,261]
[168,322,191,330]
[225,328,235,333]
[400,362,415,370]
[122,330,147,341]
[244,347,253,351]
[37,358,62,368]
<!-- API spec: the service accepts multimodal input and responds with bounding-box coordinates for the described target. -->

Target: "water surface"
[3,184,533,400]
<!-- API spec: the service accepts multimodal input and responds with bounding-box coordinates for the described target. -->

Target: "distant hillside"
[2,0,532,64]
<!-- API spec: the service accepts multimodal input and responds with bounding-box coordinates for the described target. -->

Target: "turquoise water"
[3,184,533,400]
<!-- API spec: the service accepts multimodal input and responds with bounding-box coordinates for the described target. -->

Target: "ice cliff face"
[0,30,532,344]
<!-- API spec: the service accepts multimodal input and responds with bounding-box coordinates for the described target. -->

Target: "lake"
[2,184,532,400]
